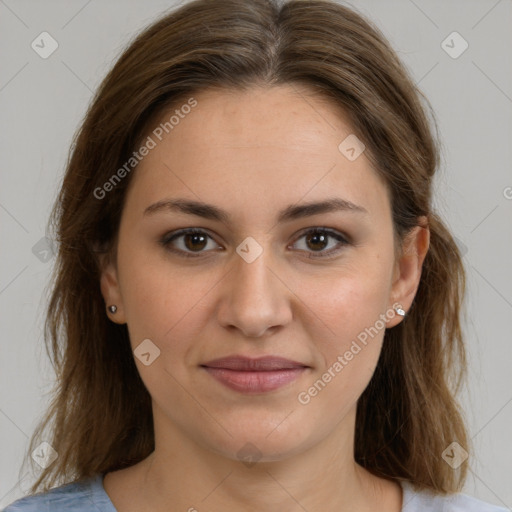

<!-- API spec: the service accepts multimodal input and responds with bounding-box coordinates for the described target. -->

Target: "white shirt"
[401,480,509,511]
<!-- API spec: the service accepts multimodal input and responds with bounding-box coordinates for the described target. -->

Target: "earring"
[108,305,117,314]
[394,305,406,316]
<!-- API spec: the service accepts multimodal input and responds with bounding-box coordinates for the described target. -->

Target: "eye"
[160,227,350,259]
[160,228,221,258]
[291,228,350,258]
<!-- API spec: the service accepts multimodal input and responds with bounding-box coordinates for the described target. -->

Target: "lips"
[201,356,309,393]
[202,356,307,371]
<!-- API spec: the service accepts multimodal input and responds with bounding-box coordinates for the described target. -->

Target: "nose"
[216,240,293,339]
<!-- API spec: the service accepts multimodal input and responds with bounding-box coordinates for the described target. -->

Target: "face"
[100,84,428,463]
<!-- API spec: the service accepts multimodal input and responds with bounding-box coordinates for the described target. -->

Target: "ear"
[386,217,430,328]
[98,252,127,325]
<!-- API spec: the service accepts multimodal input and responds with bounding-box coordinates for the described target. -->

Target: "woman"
[3,0,506,511]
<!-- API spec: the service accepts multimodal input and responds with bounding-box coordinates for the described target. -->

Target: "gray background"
[1,0,511,509]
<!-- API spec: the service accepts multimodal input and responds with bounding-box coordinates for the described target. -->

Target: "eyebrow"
[143,197,368,224]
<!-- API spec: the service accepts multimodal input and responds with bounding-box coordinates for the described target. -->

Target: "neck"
[132,406,402,512]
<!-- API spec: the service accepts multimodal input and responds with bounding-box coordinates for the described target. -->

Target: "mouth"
[200,356,309,394]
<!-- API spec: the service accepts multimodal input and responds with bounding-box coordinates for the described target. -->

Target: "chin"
[198,422,316,465]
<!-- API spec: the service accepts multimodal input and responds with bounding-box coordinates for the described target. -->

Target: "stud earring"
[394,305,406,316]
[108,305,117,314]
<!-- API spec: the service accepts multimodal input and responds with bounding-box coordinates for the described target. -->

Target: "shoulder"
[401,481,508,512]
[1,474,114,512]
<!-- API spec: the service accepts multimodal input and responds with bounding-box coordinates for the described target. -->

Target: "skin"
[99,84,430,512]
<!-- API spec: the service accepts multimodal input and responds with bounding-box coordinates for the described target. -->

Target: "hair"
[22,0,468,496]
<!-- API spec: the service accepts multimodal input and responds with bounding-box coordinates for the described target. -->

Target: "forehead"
[168,84,353,151]
[124,85,390,222]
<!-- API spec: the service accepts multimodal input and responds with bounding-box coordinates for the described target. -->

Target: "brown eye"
[292,228,349,259]
[160,227,349,260]
[183,232,208,251]
[160,229,220,258]
[305,231,329,251]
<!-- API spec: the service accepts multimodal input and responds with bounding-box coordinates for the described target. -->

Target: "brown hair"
[22,0,468,496]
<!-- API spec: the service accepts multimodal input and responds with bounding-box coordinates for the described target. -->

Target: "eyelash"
[159,227,350,259]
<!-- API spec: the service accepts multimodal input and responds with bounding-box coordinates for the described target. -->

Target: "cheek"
[117,253,213,406]
[295,278,387,418]
[118,243,221,354]
[293,253,392,402]
[298,256,392,347]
